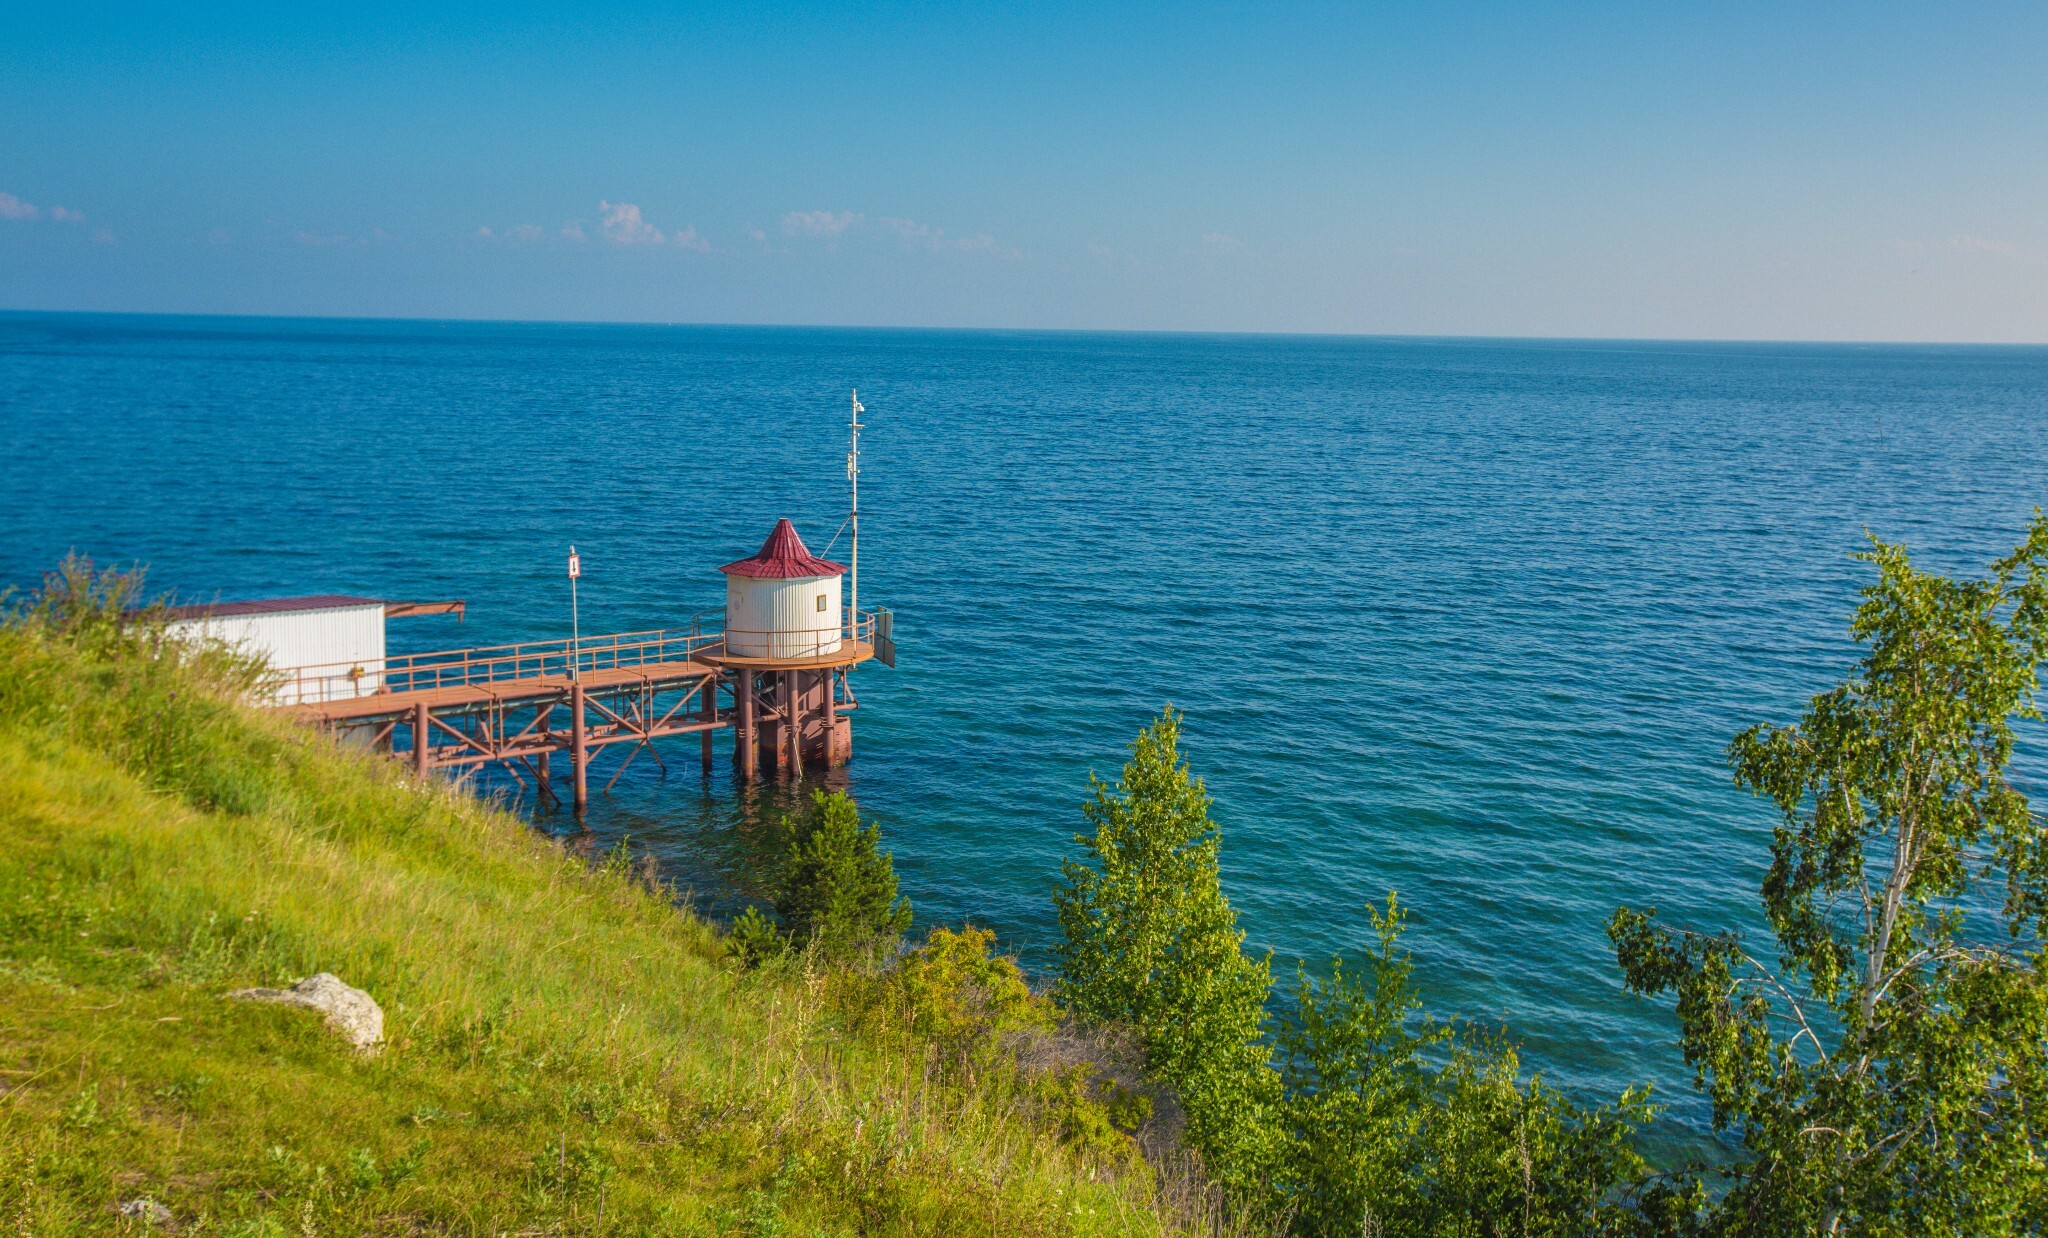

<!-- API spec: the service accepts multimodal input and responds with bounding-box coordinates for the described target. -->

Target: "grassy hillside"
[0,572,1195,1235]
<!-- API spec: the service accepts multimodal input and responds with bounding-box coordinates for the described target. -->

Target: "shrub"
[725,904,786,969]
[893,924,1046,1056]
[1279,896,1653,1237]
[1052,707,1282,1203]
[775,790,911,962]
[1055,711,1664,1232]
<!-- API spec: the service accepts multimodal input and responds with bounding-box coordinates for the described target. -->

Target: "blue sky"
[2,2,2043,340]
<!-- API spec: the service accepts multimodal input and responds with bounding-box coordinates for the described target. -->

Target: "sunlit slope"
[0,610,1170,1236]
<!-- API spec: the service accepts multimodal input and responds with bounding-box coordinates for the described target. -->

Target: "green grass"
[0,579,1198,1235]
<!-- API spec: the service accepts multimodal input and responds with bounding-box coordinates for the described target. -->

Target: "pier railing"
[715,609,888,661]
[263,608,891,705]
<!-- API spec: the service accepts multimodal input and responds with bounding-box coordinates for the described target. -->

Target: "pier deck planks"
[277,659,721,725]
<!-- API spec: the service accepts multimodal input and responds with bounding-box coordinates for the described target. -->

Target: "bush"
[1056,712,1661,1232]
[725,904,786,968]
[1052,708,1282,1202]
[893,924,1046,1057]
[1278,896,1653,1237]
[742,790,911,965]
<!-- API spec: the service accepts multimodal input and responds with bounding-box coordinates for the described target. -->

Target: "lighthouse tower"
[705,518,875,781]
[720,519,844,660]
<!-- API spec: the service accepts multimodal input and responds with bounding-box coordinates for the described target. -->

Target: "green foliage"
[893,924,1048,1056]
[775,789,912,961]
[1612,513,2048,1235]
[1027,1063,1152,1170]
[1053,707,1281,1198]
[1280,896,1654,1237]
[1059,711,1664,1232]
[18,552,155,655]
[726,903,787,968]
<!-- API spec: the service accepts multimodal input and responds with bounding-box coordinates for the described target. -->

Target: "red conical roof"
[719,518,848,579]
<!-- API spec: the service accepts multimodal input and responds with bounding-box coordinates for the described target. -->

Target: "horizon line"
[2,305,2043,350]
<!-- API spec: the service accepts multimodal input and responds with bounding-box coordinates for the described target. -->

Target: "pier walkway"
[266,616,883,810]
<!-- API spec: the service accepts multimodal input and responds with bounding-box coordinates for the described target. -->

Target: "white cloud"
[881,217,931,244]
[92,227,117,246]
[589,201,708,250]
[486,206,705,251]
[292,228,393,248]
[783,210,862,238]
[1201,232,1243,251]
[599,200,664,244]
[479,223,546,243]
[0,191,39,221]
[881,216,1020,259]
[772,207,1018,257]
[49,205,85,224]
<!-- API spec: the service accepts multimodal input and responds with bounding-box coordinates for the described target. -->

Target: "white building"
[163,595,462,703]
[719,519,846,660]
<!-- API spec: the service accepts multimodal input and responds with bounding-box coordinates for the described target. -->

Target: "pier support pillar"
[413,701,430,778]
[822,670,837,763]
[736,672,757,783]
[821,668,849,769]
[570,681,588,814]
[700,675,715,775]
[778,672,798,782]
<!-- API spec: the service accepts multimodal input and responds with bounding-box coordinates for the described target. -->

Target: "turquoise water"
[5,312,2045,1156]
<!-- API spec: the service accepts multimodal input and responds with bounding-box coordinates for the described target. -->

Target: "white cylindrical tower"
[719,518,846,659]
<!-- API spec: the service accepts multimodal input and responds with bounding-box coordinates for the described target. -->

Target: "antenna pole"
[849,389,863,625]
[568,545,582,684]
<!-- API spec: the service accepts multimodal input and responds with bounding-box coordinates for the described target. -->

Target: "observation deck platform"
[692,638,876,672]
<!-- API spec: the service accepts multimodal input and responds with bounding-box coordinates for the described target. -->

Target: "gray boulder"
[117,1199,172,1224]
[228,973,384,1052]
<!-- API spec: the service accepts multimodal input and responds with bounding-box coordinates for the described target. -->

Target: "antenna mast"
[848,389,864,623]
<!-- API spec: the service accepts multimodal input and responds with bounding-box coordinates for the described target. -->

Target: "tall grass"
[0,561,1204,1235]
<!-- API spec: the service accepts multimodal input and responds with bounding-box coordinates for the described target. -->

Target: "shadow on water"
[469,758,856,924]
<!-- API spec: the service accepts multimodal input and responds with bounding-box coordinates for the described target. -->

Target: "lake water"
[5,311,2044,1159]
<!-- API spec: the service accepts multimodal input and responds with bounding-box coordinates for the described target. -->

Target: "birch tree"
[1611,514,2048,1234]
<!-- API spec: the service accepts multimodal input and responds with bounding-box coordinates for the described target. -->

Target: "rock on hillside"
[228,973,384,1052]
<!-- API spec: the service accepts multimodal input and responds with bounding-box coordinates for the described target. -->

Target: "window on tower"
[816,593,828,612]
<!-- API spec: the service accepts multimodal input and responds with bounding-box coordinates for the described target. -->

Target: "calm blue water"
[5,311,2045,1159]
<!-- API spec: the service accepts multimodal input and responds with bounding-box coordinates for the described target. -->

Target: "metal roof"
[161,594,387,621]
[719,518,848,580]
[160,596,466,621]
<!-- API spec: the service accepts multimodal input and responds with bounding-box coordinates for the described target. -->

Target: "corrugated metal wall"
[169,604,386,702]
[725,574,842,659]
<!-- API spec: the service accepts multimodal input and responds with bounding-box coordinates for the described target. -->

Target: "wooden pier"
[269,614,887,812]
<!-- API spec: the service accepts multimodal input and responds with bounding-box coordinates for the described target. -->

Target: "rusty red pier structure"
[263,520,893,813]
